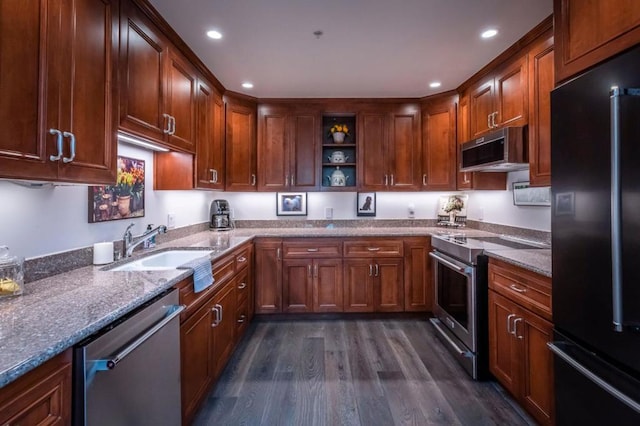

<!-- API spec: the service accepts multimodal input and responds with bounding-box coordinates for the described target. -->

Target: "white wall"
[0,152,550,260]
[0,144,215,259]
[225,170,551,231]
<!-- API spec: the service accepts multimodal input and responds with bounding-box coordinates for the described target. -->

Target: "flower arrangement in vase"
[328,124,349,143]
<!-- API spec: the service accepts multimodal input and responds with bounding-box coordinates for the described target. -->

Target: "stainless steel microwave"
[459,127,528,172]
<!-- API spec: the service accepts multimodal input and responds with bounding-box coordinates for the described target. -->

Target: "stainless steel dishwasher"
[73,289,184,425]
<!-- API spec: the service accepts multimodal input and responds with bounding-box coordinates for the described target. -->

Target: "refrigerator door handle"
[548,342,640,414]
[610,87,640,332]
[611,87,624,333]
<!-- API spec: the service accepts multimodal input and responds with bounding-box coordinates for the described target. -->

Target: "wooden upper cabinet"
[421,95,456,190]
[358,112,388,191]
[195,78,225,189]
[358,104,421,191]
[289,111,320,190]
[257,105,320,191]
[528,31,554,187]
[119,1,197,153]
[257,106,289,191]
[165,51,197,152]
[0,0,117,184]
[469,55,528,138]
[225,96,257,191]
[388,105,421,190]
[554,0,640,83]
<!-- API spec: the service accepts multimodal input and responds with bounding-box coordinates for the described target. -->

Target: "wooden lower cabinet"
[488,273,554,425]
[403,237,432,312]
[343,258,404,312]
[0,350,72,425]
[254,238,283,313]
[283,258,343,313]
[179,242,253,425]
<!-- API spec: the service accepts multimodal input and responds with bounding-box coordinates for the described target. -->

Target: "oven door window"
[437,262,469,330]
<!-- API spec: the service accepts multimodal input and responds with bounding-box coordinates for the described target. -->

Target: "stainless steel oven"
[429,244,488,379]
[429,233,549,380]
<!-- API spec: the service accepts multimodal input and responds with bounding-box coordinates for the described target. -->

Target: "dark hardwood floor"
[193,318,535,426]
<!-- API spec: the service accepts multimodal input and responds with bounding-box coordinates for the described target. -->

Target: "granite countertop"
[483,248,552,277]
[0,226,550,388]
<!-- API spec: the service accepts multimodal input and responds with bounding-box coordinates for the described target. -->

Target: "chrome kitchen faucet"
[122,223,167,257]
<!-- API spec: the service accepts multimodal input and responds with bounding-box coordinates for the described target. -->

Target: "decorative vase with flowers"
[328,124,349,143]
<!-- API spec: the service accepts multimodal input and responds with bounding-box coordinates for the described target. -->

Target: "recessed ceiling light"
[242,82,254,89]
[429,81,442,88]
[206,30,222,40]
[481,29,498,39]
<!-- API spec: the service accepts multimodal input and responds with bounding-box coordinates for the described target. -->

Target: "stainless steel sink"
[108,250,213,271]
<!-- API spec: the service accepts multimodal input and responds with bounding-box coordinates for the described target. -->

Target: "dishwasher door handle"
[101,304,185,370]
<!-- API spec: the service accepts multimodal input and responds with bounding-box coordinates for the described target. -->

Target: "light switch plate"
[325,207,333,219]
[167,213,176,229]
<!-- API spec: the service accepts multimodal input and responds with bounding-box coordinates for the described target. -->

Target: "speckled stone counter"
[0,226,550,388]
[484,249,552,277]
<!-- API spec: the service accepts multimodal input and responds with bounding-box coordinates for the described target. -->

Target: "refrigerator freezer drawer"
[549,333,640,425]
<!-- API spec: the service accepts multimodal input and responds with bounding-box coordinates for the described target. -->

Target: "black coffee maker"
[209,199,234,231]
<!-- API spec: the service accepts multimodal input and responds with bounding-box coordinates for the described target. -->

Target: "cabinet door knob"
[237,256,247,263]
[62,132,76,163]
[237,314,246,324]
[49,129,63,161]
[238,282,247,290]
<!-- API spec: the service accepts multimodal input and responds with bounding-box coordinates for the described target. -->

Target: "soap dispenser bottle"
[144,224,155,249]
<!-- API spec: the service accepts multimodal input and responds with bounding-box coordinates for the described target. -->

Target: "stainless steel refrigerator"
[550,45,640,424]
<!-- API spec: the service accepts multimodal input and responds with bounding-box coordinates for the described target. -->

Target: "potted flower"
[328,124,349,143]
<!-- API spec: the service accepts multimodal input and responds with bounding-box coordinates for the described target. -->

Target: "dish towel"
[178,256,214,293]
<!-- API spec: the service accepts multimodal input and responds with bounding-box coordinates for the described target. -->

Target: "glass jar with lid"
[0,246,24,298]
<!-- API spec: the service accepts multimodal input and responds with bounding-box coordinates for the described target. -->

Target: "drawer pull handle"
[238,282,247,290]
[306,248,319,252]
[237,256,247,263]
[507,313,516,335]
[513,317,523,339]
[237,315,246,324]
[367,247,381,252]
[509,284,527,293]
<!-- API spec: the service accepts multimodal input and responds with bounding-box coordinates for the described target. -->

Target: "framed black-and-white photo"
[276,192,308,216]
[357,192,376,216]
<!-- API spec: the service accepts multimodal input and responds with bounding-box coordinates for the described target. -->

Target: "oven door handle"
[429,251,472,275]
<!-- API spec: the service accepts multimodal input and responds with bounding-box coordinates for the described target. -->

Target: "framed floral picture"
[88,156,145,223]
[357,192,376,216]
[276,192,307,216]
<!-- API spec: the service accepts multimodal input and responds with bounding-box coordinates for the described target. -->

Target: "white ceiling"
[148,0,552,98]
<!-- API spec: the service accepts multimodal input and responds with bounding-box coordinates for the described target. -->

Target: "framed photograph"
[437,194,469,225]
[512,181,551,206]
[276,192,308,216]
[357,192,376,216]
[88,156,145,223]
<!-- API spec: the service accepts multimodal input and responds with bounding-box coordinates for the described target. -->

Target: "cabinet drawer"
[178,254,235,320]
[488,259,552,320]
[283,239,342,258]
[343,239,404,258]
[234,245,251,271]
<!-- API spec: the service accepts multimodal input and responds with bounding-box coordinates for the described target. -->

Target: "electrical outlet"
[408,203,415,219]
[167,213,176,229]
[325,207,333,219]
